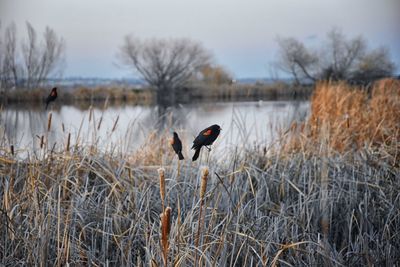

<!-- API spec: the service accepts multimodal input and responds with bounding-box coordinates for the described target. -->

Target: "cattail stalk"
[40,135,45,149]
[97,116,103,130]
[66,133,71,152]
[47,112,52,132]
[111,115,119,132]
[160,207,172,267]
[158,168,166,212]
[177,160,181,178]
[195,167,209,266]
[88,106,93,122]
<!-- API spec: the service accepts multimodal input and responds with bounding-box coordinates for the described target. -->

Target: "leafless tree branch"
[119,36,212,91]
[0,22,65,90]
[274,28,395,84]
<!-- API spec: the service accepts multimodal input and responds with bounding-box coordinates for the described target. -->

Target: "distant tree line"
[275,28,396,85]
[2,22,395,99]
[0,21,65,91]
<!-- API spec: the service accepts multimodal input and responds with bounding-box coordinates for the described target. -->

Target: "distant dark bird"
[171,132,184,160]
[45,87,57,110]
[191,124,221,161]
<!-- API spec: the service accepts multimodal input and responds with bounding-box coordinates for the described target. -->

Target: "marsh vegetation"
[0,79,399,266]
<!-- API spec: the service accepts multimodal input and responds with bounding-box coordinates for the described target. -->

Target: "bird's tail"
[192,147,201,161]
[178,151,184,160]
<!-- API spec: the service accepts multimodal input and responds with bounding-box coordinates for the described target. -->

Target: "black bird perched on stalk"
[45,87,57,110]
[171,132,184,160]
[191,124,221,161]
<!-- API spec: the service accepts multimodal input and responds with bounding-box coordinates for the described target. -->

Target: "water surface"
[0,101,309,158]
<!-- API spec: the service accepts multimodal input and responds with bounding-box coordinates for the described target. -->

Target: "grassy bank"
[1,86,155,107]
[0,82,312,107]
[0,80,399,266]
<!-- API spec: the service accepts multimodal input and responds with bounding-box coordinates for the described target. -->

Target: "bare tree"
[1,22,19,90]
[0,22,64,91]
[275,28,396,84]
[22,22,65,89]
[119,36,212,103]
[351,47,395,83]
[276,37,318,84]
[320,28,366,80]
[22,22,38,89]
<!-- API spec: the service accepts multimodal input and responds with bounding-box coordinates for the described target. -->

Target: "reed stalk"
[195,167,209,266]
[47,112,52,132]
[66,133,71,152]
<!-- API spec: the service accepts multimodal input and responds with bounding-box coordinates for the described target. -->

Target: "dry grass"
[185,82,312,101]
[286,79,400,159]
[72,86,153,104]
[0,80,399,266]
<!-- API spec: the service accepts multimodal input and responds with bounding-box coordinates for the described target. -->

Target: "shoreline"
[0,83,313,106]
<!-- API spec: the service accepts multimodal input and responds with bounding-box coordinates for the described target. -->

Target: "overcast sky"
[1,0,399,79]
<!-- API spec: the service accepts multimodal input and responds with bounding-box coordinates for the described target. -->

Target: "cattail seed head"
[200,167,209,199]
[160,206,172,266]
[161,207,172,240]
[158,167,166,201]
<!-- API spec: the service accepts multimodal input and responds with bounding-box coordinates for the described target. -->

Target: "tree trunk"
[156,86,176,106]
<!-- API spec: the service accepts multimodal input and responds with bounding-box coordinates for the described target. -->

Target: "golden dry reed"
[287,78,400,159]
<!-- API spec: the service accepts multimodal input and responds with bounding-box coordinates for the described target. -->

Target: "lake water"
[0,101,309,158]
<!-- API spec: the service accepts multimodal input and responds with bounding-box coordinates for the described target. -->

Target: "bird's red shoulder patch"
[51,91,56,96]
[203,129,212,136]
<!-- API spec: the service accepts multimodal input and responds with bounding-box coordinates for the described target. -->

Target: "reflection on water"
[0,101,309,158]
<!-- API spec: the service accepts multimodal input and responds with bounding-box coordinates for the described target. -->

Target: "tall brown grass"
[286,79,399,160]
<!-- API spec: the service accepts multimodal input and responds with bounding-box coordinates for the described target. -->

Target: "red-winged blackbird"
[171,132,184,160]
[191,124,221,161]
[45,87,58,110]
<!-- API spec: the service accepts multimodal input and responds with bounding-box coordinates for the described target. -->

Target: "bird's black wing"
[191,128,210,149]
